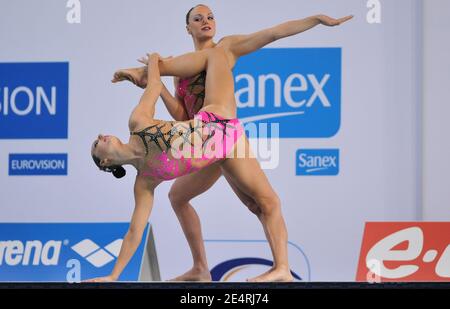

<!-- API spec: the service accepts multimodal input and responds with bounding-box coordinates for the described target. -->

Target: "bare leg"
[170,47,292,281]
[220,139,293,282]
[156,49,212,78]
[167,162,222,281]
[112,49,228,90]
[201,48,235,109]
[222,172,278,263]
[112,66,147,89]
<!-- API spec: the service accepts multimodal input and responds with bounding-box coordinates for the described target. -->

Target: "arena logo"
[0,62,69,139]
[234,48,341,138]
[71,238,122,268]
[296,149,339,176]
[0,240,62,266]
[0,238,121,268]
[0,223,147,281]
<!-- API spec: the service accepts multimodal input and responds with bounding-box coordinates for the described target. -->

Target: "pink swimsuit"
[176,71,206,119]
[130,111,244,181]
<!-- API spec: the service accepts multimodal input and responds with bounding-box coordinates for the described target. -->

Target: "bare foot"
[168,267,212,282]
[111,67,147,88]
[247,267,294,282]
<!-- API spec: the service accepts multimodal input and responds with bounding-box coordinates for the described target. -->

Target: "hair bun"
[112,166,126,179]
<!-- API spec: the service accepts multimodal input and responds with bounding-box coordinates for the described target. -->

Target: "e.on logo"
[356,222,450,282]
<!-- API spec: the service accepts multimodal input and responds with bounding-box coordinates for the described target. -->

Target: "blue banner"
[9,153,68,176]
[234,48,341,138]
[296,149,340,176]
[0,62,69,139]
[0,223,149,281]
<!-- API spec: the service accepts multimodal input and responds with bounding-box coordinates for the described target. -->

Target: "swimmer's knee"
[168,188,189,209]
[206,46,227,60]
[245,201,261,216]
[255,194,281,216]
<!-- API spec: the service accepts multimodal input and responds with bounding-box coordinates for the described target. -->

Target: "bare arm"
[129,53,163,128]
[222,14,353,60]
[85,176,156,282]
[109,176,155,280]
[159,79,189,121]
[135,57,188,121]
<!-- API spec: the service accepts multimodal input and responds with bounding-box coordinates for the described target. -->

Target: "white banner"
[0,0,421,281]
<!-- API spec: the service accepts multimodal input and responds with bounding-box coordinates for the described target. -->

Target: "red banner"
[356,222,450,282]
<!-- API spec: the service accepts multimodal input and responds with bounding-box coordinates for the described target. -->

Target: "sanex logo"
[296,149,339,176]
[234,48,341,138]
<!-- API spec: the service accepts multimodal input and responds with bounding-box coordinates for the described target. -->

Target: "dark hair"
[185,4,208,25]
[92,154,126,179]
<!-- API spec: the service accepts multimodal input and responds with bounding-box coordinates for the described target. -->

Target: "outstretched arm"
[222,14,353,60]
[84,176,156,282]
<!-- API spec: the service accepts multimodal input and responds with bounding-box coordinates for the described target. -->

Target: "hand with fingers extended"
[148,53,161,64]
[138,53,172,65]
[137,53,166,89]
[318,14,354,27]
